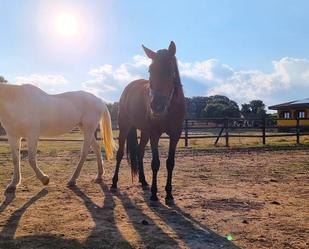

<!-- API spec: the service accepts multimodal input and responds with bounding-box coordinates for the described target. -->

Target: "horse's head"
[142,41,179,118]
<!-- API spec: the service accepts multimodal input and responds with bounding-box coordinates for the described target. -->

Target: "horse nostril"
[157,104,165,112]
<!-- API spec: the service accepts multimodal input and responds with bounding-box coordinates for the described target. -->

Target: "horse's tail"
[126,127,139,180]
[100,104,116,160]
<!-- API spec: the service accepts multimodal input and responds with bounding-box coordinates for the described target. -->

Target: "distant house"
[269,98,309,127]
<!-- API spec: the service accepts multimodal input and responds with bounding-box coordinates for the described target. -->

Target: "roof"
[269,98,309,110]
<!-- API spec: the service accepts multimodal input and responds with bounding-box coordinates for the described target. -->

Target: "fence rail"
[1,117,309,147]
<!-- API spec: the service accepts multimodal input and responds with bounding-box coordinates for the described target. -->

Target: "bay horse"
[111,41,185,205]
[0,83,115,192]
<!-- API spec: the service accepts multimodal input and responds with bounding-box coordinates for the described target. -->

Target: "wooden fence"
[1,117,309,147]
[180,117,309,147]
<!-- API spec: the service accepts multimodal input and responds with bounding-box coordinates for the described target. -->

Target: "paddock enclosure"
[0,139,308,249]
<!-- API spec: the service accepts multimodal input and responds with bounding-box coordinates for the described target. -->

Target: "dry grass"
[0,141,308,249]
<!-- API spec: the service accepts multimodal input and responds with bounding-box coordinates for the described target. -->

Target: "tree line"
[107,95,267,121]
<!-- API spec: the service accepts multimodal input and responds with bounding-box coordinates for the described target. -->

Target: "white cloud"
[18,56,307,106]
[15,74,68,93]
[82,55,150,98]
[179,57,309,105]
[179,59,234,84]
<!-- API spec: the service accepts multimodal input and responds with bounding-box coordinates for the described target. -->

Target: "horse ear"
[168,41,176,56]
[142,45,156,59]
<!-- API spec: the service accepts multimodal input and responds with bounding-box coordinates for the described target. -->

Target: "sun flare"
[55,13,79,37]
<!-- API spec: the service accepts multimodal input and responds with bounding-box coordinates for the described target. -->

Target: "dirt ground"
[0,143,308,249]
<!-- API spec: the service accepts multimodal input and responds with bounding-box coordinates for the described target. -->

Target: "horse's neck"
[0,84,6,102]
[174,84,184,99]
[0,84,11,101]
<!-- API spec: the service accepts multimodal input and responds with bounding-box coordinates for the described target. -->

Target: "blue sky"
[1,0,309,108]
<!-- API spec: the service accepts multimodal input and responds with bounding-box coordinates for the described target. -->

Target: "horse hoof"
[67,181,76,187]
[165,198,175,206]
[150,194,159,205]
[142,184,149,190]
[110,185,118,193]
[41,175,50,185]
[5,185,16,193]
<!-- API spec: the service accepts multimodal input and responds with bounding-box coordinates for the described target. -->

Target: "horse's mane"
[173,56,182,96]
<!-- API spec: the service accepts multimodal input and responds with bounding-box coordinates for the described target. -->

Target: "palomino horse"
[111,41,185,205]
[0,84,115,192]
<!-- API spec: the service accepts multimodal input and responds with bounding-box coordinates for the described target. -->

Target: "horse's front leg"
[6,136,21,192]
[165,131,181,206]
[150,133,161,202]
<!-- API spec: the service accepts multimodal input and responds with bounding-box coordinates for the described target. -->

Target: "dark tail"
[126,127,139,181]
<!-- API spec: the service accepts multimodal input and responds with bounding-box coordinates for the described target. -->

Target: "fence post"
[184,119,188,147]
[224,118,229,147]
[262,117,266,145]
[296,117,300,144]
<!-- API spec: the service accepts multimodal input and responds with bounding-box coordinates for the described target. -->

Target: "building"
[269,98,309,128]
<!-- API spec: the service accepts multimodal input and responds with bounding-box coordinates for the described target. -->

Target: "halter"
[148,54,180,115]
[149,87,175,114]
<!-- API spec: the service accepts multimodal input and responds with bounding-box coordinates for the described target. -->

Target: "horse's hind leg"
[138,132,149,188]
[91,136,104,183]
[27,137,49,185]
[6,136,21,192]
[68,129,93,186]
[111,126,130,190]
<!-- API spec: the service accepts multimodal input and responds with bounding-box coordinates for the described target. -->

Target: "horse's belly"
[39,124,78,137]
[39,108,81,137]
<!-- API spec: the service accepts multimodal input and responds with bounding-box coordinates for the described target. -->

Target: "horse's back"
[0,84,105,137]
[118,79,150,130]
[52,91,104,116]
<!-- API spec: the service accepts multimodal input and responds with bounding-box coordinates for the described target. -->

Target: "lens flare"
[227,235,233,241]
[55,13,79,37]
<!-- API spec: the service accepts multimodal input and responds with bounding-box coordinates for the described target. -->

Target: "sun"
[55,13,79,37]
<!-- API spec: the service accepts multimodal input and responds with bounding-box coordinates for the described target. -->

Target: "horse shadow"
[68,182,133,248]
[0,185,239,249]
[112,190,180,248]
[0,188,82,249]
[0,185,130,249]
[0,191,16,215]
[140,190,239,249]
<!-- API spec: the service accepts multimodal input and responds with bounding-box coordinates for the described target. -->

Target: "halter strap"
[149,86,175,114]
[148,55,179,115]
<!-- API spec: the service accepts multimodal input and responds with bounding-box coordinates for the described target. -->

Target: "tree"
[0,76,8,84]
[190,96,209,118]
[241,100,266,118]
[240,103,251,117]
[106,102,119,127]
[250,100,266,118]
[202,95,240,118]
